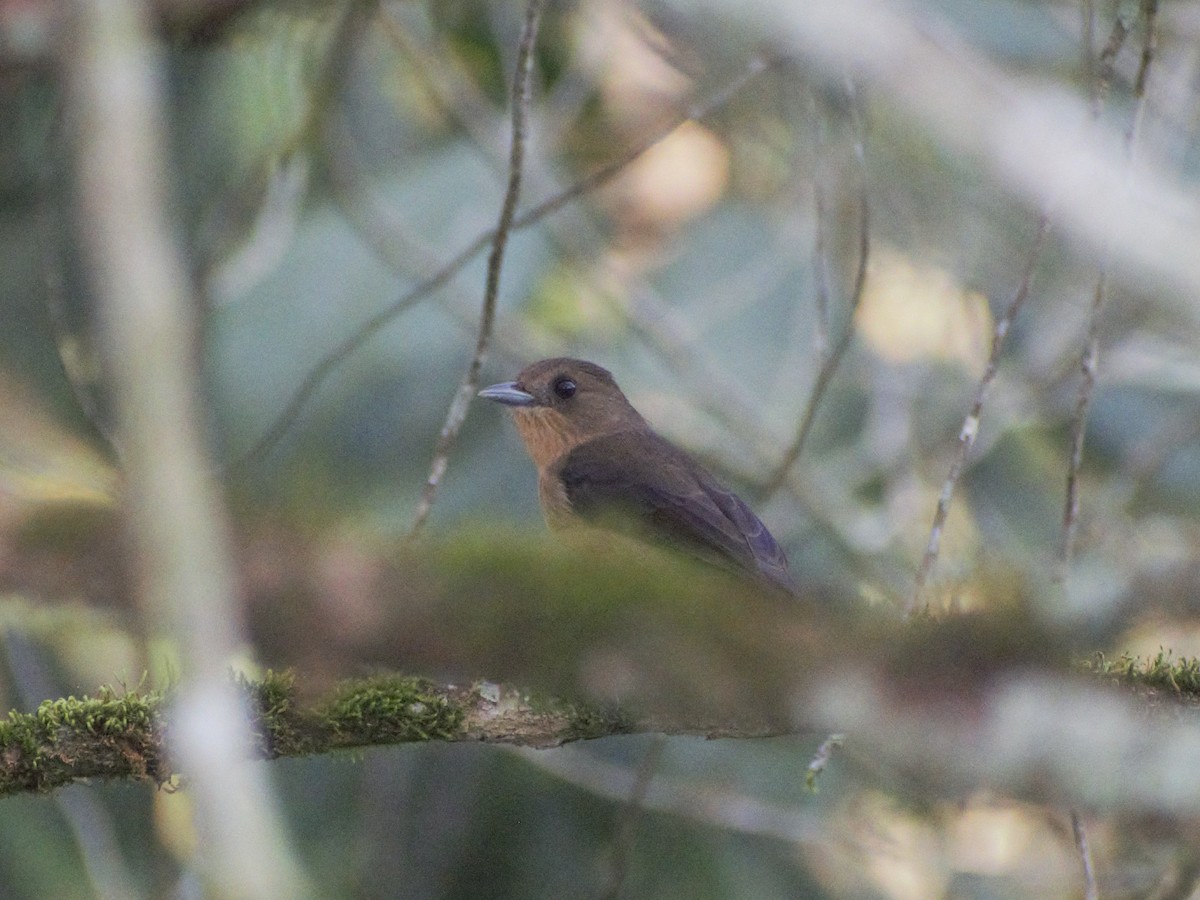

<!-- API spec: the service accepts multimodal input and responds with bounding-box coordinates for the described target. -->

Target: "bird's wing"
[555,431,795,594]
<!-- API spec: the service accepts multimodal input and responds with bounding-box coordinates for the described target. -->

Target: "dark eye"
[553,378,577,399]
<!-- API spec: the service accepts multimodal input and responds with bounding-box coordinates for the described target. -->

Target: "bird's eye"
[553,378,577,399]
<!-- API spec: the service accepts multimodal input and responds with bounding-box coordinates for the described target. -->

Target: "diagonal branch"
[910,214,1051,613]
[765,80,869,496]
[1058,0,1158,581]
[406,0,546,538]
[232,55,773,472]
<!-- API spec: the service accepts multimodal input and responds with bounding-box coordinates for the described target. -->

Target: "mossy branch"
[4,653,1199,801]
[0,670,786,799]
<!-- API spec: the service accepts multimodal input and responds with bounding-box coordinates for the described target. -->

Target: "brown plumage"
[479,358,796,595]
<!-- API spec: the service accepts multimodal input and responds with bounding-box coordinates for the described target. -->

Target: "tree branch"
[233,54,773,471]
[407,0,546,538]
[0,672,782,799]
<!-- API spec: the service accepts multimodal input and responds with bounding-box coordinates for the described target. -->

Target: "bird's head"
[479,358,646,468]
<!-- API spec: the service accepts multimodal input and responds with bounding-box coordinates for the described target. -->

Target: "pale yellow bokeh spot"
[809,791,1084,898]
[856,248,993,377]
[818,791,947,900]
[949,802,1044,874]
[607,120,730,228]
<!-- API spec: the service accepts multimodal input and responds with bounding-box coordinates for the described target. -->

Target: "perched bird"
[479,358,795,595]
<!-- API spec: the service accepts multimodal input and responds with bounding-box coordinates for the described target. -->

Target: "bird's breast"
[537,468,576,529]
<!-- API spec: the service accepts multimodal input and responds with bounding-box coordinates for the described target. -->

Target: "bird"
[478,358,796,595]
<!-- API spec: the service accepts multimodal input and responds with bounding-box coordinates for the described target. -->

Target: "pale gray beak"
[478,381,536,406]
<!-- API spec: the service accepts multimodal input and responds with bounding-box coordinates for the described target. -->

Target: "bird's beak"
[478,381,536,407]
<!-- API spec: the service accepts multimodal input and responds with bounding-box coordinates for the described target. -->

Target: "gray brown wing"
[556,431,796,594]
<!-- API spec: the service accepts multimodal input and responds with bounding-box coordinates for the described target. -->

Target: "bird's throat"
[510,407,579,471]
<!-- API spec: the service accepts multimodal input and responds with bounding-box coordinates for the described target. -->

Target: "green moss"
[0,671,479,797]
[317,675,465,745]
[235,668,314,758]
[0,684,169,796]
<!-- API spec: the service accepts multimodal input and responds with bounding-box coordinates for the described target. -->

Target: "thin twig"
[1058,0,1157,581]
[1081,0,1096,112]
[765,80,869,496]
[603,736,666,900]
[232,55,773,471]
[812,183,832,363]
[1095,14,1130,113]
[1058,273,1104,580]
[910,214,1051,614]
[515,744,821,845]
[1133,0,1158,99]
[804,732,845,791]
[406,0,546,539]
[1071,809,1100,900]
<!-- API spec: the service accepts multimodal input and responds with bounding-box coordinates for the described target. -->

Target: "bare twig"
[812,180,832,361]
[1095,15,1130,113]
[910,214,1051,614]
[1071,808,1100,900]
[765,80,869,495]
[1058,273,1105,580]
[69,2,308,897]
[517,745,822,845]
[804,732,845,791]
[1133,0,1158,99]
[1081,0,1096,111]
[233,55,773,471]
[406,0,546,538]
[1058,0,1157,581]
[604,736,667,900]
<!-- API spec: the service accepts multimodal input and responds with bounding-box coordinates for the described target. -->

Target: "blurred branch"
[68,2,306,896]
[765,80,869,496]
[1133,0,1158,99]
[515,743,822,844]
[742,0,1200,300]
[604,736,666,900]
[407,0,545,538]
[1080,0,1095,111]
[1071,809,1099,900]
[1094,13,1130,114]
[1059,0,1158,581]
[911,214,1050,612]
[233,54,773,471]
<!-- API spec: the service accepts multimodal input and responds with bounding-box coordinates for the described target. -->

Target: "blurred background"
[2,0,1200,896]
